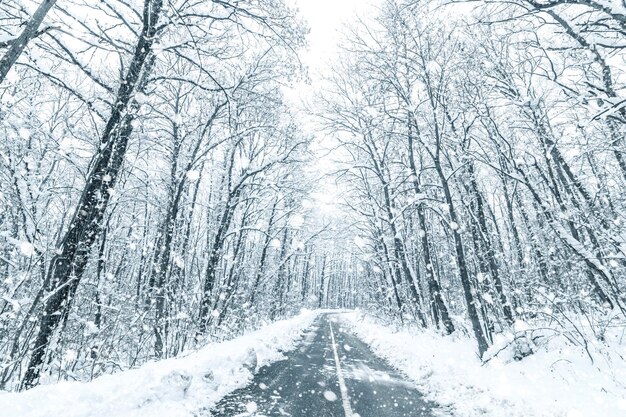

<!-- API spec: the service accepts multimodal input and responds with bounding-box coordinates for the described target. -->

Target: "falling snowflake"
[323,390,337,401]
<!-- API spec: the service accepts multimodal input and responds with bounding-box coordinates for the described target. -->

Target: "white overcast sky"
[288,0,379,71]
[285,0,382,217]
[286,0,382,93]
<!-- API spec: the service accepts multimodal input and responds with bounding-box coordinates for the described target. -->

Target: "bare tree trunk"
[198,185,241,334]
[317,254,327,309]
[249,202,278,306]
[435,159,490,357]
[21,0,163,389]
[467,162,514,325]
[407,114,454,334]
[270,227,290,320]
[0,0,57,83]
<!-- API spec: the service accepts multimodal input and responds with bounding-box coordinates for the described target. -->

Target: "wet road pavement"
[210,313,445,417]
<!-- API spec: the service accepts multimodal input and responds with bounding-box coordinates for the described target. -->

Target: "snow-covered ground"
[0,310,319,417]
[341,311,626,417]
[4,309,625,417]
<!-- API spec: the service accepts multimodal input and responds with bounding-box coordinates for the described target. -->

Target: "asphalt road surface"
[210,313,445,417]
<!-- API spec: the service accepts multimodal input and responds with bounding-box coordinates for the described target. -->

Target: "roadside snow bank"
[342,311,626,417]
[0,310,319,417]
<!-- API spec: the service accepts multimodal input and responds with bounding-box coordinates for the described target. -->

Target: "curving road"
[210,313,445,417]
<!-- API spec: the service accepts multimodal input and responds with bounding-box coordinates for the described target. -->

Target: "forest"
[0,0,625,403]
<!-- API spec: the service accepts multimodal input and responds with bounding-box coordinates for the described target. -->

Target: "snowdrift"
[342,311,626,417]
[0,310,319,417]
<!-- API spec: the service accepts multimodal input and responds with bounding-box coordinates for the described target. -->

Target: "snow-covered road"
[210,313,440,416]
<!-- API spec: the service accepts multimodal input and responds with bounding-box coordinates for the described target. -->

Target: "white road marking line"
[329,322,355,417]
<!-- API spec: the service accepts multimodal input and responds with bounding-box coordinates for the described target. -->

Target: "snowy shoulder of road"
[341,311,626,417]
[0,310,320,417]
